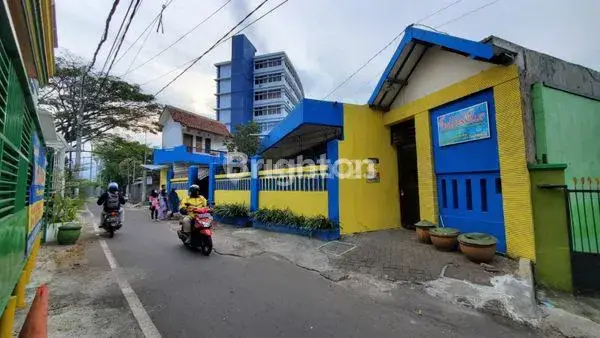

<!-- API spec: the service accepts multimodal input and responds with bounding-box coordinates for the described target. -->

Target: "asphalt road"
[89,203,542,338]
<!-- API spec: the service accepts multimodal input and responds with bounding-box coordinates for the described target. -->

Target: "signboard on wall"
[27,132,46,253]
[437,102,491,147]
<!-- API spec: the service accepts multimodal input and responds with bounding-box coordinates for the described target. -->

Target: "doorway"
[392,119,420,229]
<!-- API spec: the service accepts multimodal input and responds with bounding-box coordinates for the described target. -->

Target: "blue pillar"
[326,140,340,225]
[250,156,261,211]
[188,166,198,188]
[208,162,217,206]
[166,165,174,191]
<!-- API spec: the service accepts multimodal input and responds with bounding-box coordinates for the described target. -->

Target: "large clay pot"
[414,220,436,244]
[429,227,460,251]
[57,222,82,245]
[458,233,497,263]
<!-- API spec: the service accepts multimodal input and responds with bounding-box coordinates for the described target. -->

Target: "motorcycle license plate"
[108,216,118,223]
[200,229,212,236]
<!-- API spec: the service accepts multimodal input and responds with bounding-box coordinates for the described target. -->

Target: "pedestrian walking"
[159,190,169,220]
[149,190,159,221]
[168,188,180,218]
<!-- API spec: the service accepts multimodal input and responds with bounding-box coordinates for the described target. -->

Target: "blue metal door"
[430,90,506,253]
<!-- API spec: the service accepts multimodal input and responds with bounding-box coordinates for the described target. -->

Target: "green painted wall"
[532,83,600,253]
[532,83,600,182]
[529,165,572,292]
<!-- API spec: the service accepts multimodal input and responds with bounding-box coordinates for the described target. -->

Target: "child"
[149,190,159,221]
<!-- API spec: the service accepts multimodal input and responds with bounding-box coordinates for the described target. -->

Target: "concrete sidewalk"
[13,214,143,337]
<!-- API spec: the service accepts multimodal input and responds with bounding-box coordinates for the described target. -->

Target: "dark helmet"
[189,184,200,196]
[108,182,118,193]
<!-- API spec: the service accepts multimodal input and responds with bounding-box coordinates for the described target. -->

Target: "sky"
[55,0,600,148]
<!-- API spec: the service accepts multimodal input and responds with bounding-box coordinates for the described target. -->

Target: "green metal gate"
[0,35,39,314]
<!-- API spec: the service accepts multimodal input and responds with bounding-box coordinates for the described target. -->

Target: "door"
[430,90,507,253]
[392,120,420,229]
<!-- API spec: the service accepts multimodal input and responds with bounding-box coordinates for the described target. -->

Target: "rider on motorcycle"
[97,182,126,227]
[179,184,207,243]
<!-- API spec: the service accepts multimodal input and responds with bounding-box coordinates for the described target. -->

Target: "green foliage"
[47,195,82,224]
[93,135,153,188]
[213,203,250,218]
[251,208,339,230]
[224,121,261,156]
[39,51,161,144]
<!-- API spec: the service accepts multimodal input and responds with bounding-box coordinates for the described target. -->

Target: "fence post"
[208,162,217,206]
[250,156,261,212]
[529,163,572,292]
[327,140,340,225]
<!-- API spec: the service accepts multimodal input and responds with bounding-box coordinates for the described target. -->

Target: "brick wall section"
[415,112,438,223]
[494,78,536,260]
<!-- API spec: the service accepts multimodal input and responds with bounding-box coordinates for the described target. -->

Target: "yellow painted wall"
[160,169,168,188]
[338,104,400,234]
[494,78,536,260]
[259,191,327,217]
[214,190,250,205]
[382,64,535,260]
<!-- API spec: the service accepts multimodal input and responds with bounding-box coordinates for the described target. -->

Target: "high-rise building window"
[255,73,282,85]
[254,105,282,116]
[254,58,282,69]
[254,89,281,101]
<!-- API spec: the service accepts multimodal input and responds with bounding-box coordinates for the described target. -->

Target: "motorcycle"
[177,206,214,255]
[101,210,122,238]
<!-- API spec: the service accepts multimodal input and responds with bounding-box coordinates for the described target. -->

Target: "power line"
[88,0,121,71]
[322,0,466,100]
[113,0,176,66]
[154,0,271,96]
[123,0,233,76]
[435,0,502,29]
[140,0,289,87]
[99,0,135,75]
[124,17,155,74]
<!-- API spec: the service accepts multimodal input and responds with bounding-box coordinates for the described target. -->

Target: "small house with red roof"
[153,105,230,199]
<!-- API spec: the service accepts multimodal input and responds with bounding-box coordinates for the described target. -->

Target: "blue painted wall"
[430,89,506,252]
[230,35,256,131]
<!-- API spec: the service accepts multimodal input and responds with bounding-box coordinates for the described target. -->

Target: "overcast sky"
[56,0,600,146]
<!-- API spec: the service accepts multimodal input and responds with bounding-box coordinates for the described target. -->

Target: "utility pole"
[74,66,86,197]
[141,133,147,203]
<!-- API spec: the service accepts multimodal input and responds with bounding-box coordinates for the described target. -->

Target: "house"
[211,25,600,295]
[153,105,230,199]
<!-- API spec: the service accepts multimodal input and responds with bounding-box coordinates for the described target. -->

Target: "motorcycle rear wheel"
[108,227,114,238]
[200,237,212,256]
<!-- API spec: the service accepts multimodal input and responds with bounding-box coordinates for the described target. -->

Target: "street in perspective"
[1,0,600,337]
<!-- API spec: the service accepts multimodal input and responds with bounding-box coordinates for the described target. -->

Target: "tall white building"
[215,35,304,134]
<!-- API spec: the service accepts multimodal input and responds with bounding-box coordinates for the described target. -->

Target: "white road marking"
[87,205,162,338]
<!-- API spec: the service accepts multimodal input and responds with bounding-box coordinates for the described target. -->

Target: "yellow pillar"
[415,112,438,223]
[0,296,17,338]
[160,169,168,188]
[15,269,27,309]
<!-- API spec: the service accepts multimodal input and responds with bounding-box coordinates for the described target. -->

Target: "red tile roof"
[165,105,229,136]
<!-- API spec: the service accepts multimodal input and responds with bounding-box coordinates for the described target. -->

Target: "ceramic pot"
[458,233,497,263]
[429,227,459,251]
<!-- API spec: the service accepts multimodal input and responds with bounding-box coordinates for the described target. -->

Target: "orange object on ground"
[18,284,48,338]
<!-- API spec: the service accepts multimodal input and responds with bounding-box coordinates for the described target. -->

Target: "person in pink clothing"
[149,190,159,221]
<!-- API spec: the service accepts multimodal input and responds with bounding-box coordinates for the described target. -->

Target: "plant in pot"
[414,220,436,244]
[213,203,251,227]
[49,195,83,245]
[429,227,460,251]
[457,232,497,263]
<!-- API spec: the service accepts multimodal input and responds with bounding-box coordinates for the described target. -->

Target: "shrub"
[47,195,82,224]
[213,203,250,218]
[251,208,339,230]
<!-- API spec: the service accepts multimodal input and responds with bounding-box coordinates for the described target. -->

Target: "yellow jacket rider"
[180,184,207,243]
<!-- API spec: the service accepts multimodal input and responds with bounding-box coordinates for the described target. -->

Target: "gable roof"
[164,105,229,136]
[368,25,504,110]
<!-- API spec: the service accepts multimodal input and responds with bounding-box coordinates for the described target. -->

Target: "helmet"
[189,184,200,196]
[108,182,119,193]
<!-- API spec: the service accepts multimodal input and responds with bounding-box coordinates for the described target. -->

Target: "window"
[254,105,282,117]
[254,58,282,70]
[204,138,211,153]
[259,122,278,133]
[254,89,281,101]
[183,134,193,147]
[480,179,488,212]
[255,73,282,85]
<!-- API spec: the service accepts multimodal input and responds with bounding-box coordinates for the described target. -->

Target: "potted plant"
[49,195,83,245]
[414,220,436,244]
[458,233,497,263]
[429,227,460,251]
[213,203,251,227]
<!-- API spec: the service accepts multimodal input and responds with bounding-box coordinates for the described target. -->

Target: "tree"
[93,135,153,189]
[39,51,161,144]
[224,121,261,156]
